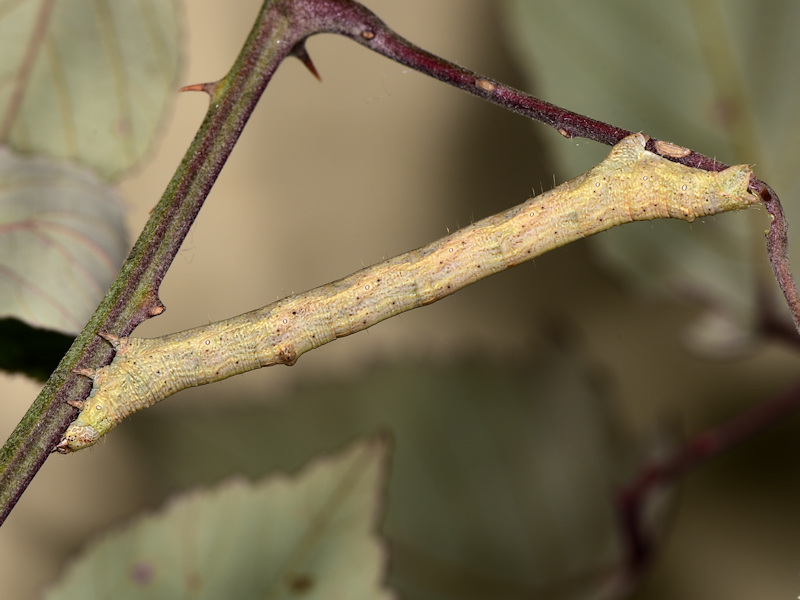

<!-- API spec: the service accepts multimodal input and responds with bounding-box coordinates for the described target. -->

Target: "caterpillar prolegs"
[57,134,758,452]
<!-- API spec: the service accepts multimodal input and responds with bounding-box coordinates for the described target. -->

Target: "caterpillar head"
[56,398,115,453]
[56,420,101,453]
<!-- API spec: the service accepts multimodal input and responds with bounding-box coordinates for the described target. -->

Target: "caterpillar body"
[57,134,757,452]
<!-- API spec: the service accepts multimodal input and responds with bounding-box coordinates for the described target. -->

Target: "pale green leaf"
[45,436,394,600]
[500,1,800,348]
[130,348,656,599]
[0,147,127,333]
[0,0,182,179]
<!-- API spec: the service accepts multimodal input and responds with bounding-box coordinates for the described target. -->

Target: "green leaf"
[45,436,394,600]
[500,1,800,349]
[0,148,128,334]
[0,0,182,179]
[129,349,653,599]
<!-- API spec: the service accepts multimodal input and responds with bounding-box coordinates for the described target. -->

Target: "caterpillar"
[57,133,757,452]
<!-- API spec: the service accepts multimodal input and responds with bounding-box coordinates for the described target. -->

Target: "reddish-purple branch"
[289,0,800,337]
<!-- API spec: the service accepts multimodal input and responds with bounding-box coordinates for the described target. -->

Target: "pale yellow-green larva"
[57,133,757,452]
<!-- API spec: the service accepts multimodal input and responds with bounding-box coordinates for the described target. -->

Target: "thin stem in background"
[616,377,800,581]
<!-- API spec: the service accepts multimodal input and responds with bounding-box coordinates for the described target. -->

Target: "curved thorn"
[291,42,321,81]
[179,82,217,95]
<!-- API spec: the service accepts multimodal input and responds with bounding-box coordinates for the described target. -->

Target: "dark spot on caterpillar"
[278,347,297,365]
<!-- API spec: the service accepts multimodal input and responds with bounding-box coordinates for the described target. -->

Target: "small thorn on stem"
[291,43,321,81]
[98,332,121,349]
[179,82,217,95]
[144,291,166,317]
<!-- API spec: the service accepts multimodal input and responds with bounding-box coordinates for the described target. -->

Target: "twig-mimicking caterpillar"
[57,134,757,452]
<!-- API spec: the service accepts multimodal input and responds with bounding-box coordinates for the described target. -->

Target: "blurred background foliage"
[1,1,800,599]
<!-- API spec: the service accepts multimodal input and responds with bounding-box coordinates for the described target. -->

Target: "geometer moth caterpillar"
[57,133,757,452]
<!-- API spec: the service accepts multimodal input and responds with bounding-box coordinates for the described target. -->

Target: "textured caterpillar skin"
[58,134,757,452]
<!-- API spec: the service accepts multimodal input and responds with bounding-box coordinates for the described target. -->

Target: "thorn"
[67,399,84,409]
[291,42,321,81]
[73,368,96,381]
[145,292,166,317]
[179,82,217,95]
[98,332,121,349]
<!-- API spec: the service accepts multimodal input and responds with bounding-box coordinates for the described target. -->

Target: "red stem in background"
[616,377,800,581]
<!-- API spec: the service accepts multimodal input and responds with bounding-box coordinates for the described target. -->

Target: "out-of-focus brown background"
[2,1,800,598]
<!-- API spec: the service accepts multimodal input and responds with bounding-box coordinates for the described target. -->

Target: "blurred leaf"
[0,0,182,179]
[45,436,395,600]
[130,344,659,599]
[0,147,128,334]
[500,2,800,349]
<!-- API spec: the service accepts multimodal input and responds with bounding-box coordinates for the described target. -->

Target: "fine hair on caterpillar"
[57,134,758,452]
